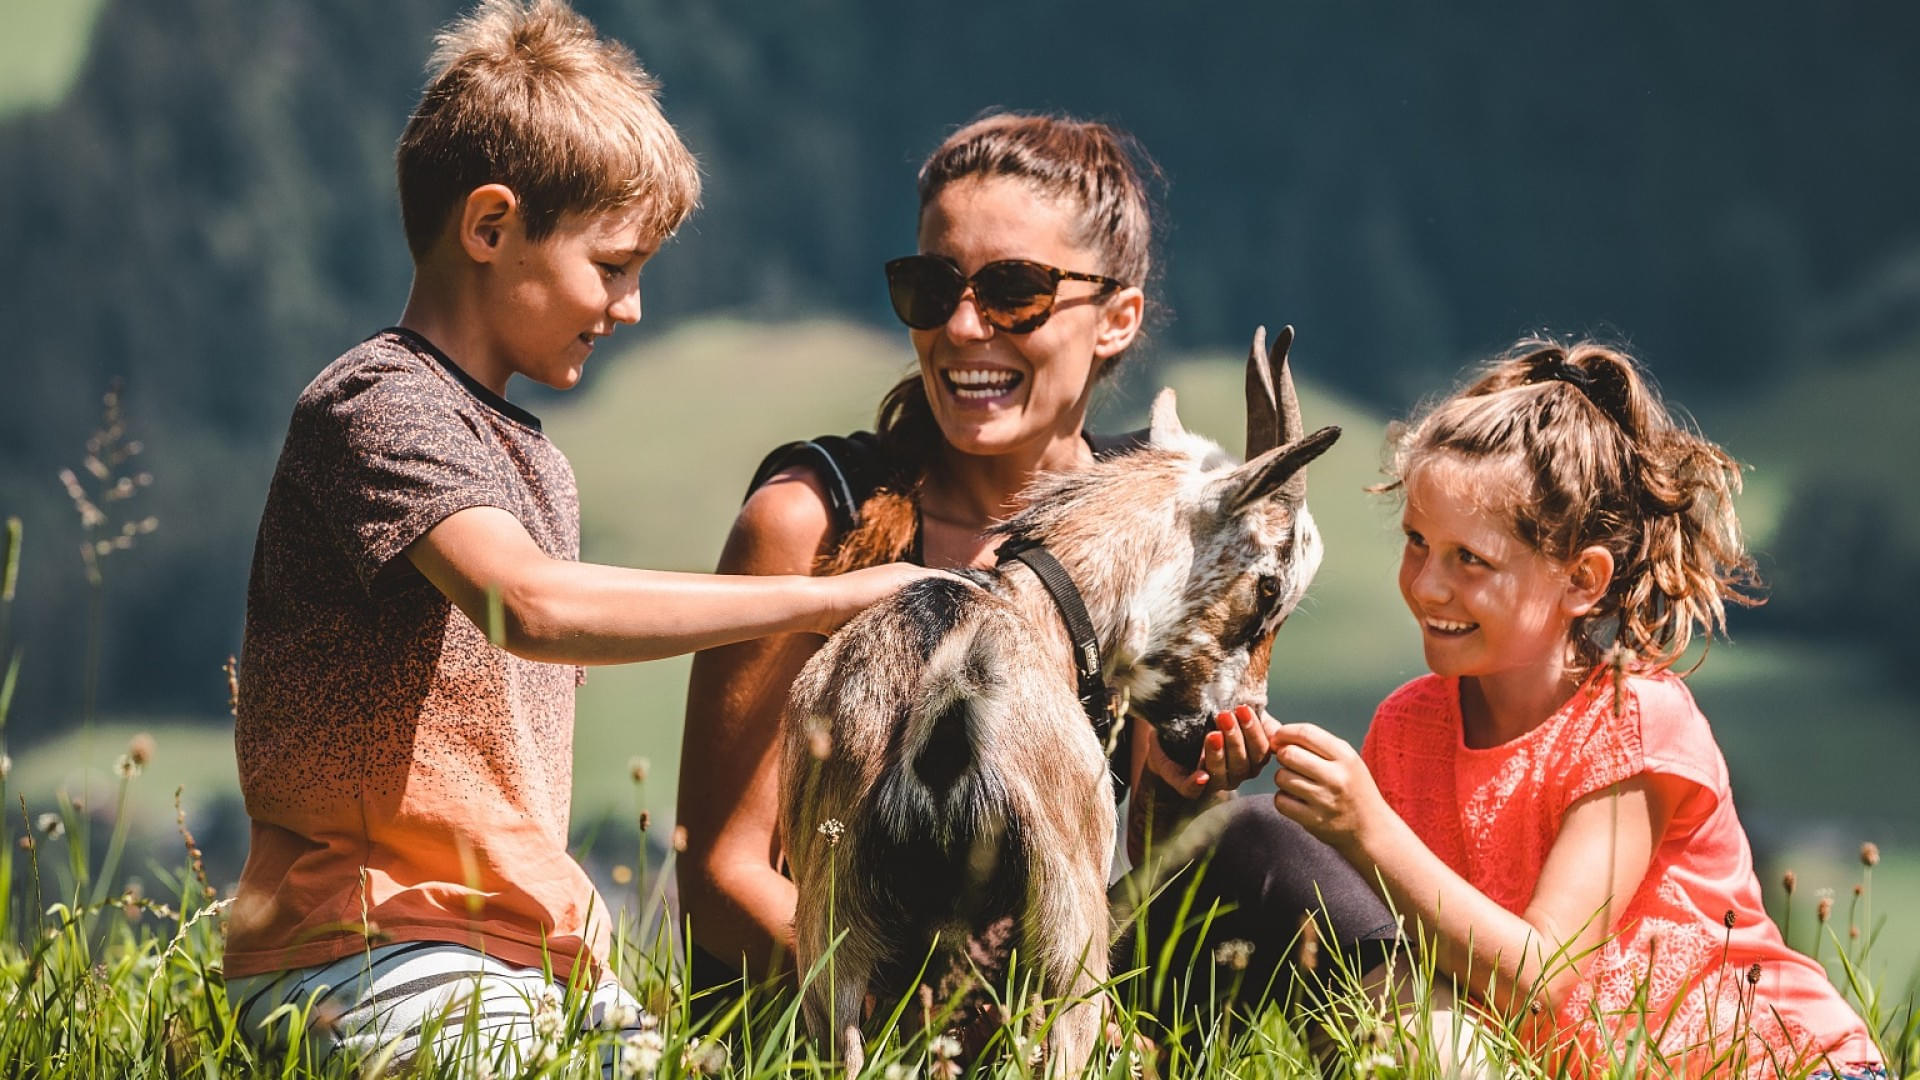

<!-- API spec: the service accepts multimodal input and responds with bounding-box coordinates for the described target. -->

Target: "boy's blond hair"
[397,0,700,259]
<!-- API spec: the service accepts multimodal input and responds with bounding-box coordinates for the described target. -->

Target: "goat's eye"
[1256,575,1282,609]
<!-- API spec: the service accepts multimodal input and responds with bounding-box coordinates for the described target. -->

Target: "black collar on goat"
[993,535,1128,801]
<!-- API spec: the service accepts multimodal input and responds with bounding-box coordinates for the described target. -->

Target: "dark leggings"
[686,795,1397,1015]
[1111,796,1399,1011]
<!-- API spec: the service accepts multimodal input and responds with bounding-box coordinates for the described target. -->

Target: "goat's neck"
[994,547,1151,693]
[992,562,1092,695]
[1013,535,1187,701]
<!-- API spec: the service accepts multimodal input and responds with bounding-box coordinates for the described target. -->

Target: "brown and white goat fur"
[778,327,1339,1074]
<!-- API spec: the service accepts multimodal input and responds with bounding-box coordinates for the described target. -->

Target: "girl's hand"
[1269,722,1387,852]
[1141,704,1278,798]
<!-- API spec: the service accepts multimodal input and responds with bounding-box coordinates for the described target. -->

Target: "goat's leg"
[798,954,875,1073]
[837,966,873,1075]
[1030,870,1111,1077]
[1041,943,1106,1077]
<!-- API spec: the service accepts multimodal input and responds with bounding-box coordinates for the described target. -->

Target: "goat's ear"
[1148,387,1185,444]
[1223,425,1342,514]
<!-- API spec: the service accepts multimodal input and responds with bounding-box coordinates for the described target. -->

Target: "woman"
[675,113,1396,1013]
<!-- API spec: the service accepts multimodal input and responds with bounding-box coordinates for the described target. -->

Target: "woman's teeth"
[1425,617,1476,635]
[943,369,1023,400]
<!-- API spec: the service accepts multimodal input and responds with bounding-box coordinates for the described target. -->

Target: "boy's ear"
[457,184,520,264]
[1564,545,1615,616]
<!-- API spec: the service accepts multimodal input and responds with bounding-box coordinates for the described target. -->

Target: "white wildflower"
[604,1000,641,1030]
[36,813,63,839]
[884,1064,914,1080]
[818,818,846,846]
[115,753,140,780]
[621,1029,666,1077]
[532,986,564,1041]
[929,1034,962,1060]
[683,1036,729,1075]
[1355,1050,1396,1078]
[1212,938,1254,971]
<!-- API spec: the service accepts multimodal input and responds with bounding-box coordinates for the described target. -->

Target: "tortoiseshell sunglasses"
[884,254,1126,334]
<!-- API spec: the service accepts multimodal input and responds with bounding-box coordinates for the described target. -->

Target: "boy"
[224,0,934,1066]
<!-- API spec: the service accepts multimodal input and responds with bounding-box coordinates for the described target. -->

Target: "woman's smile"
[938,365,1026,406]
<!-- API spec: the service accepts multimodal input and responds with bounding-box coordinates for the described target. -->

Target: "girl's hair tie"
[1527,353,1632,430]
[1527,353,1594,395]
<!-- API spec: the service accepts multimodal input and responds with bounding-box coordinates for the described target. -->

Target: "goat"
[779,326,1340,1074]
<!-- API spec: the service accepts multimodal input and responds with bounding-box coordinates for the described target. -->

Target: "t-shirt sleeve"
[1560,674,1723,816]
[1559,693,1646,806]
[287,361,516,592]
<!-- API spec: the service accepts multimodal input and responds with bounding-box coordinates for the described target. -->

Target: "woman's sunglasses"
[884,255,1126,334]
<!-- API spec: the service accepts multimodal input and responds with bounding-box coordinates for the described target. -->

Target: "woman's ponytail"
[820,374,943,574]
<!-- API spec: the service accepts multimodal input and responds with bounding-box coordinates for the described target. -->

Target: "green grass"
[0,0,109,114]
[0,762,1913,1077]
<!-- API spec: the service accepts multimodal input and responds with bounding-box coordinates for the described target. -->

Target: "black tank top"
[745,428,1150,565]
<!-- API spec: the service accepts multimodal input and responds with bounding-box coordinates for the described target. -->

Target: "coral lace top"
[1362,670,1879,1076]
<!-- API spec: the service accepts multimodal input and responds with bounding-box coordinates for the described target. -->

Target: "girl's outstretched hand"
[1269,722,1388,853]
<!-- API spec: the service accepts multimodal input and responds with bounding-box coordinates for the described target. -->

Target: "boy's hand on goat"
[810,564,967,635]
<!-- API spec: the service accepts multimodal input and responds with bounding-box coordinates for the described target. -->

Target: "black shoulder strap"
[744,432,884,535]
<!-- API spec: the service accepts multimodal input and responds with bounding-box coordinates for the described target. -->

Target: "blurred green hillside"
[4,0,1920,737]
[0,0,106,112]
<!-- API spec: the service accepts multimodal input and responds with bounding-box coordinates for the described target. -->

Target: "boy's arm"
[406,505,939,665]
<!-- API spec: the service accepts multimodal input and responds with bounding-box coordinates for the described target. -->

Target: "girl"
[675,112,1399,1006]
[1269,340,1883,1076]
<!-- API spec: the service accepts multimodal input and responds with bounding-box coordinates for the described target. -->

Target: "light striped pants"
[228,941,651,1073]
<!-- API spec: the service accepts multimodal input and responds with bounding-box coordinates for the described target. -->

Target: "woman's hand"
[1140,704,1278,798]
[1269,722,1389,854]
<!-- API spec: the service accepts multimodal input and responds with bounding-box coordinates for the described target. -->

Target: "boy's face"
[482,200,656,391]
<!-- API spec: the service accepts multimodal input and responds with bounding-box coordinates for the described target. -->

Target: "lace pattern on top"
[1363,672,1846,1077]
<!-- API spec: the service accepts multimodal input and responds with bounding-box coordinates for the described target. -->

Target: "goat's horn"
[1245,324,1303,459]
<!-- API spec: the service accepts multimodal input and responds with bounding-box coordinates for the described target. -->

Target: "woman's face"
[911,176,1143,459]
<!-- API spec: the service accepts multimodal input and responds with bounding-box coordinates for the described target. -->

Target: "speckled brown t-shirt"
[227,328,606,981]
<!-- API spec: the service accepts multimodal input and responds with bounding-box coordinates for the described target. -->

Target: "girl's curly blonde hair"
[1381,338,1762,670]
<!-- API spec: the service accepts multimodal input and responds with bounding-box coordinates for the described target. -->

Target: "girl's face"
[910,176,1142,458]
[1396,456,1591,682]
